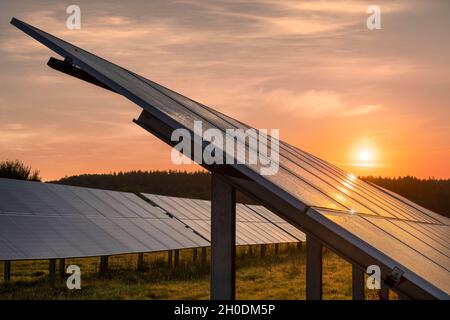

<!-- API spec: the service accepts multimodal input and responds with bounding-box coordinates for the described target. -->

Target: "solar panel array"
[0,178,302,261]
[11,18,450,299]
[0,178,208,261]
[142,194,305,245]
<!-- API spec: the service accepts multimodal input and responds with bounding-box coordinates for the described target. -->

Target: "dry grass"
[0,244,396,300]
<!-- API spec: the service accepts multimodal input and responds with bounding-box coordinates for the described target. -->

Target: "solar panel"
[307,208,450,298]
[0,178,208,260]
[10,18,449,299]
[141,194,302,245]
[244,204,306,241]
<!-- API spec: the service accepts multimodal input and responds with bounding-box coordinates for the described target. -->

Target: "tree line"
[1,160,448,217]
[362,176,450,218]
[53,172,450,217]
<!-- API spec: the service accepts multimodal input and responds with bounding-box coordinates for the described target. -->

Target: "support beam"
[274,243,279,256]
[380,283,389,300]
[201,247,207,266]
[168,250,173,268]
[352,266,365,300]
[192,248,198,264]
[297,241,303,251]
[4,261,11,286]
[397,293,410,300]
[260,244,267,258]
[248,245,253,256]
[100,256,109,277]
[59,258,65,279]
[137,253,145,272]
[47,57,117,93]
[306,235,322,300]
[174,250,180,267]
[49,259,56,286]
[210,172,236,300]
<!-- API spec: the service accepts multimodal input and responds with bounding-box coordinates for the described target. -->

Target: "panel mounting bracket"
[384,266,405,289]
[47,56,117,94]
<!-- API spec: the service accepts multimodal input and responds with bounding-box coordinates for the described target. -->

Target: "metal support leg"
[352,266,365,300]
[260,244,267,258]
[59,258,65,279]
[100,256,109,277]
[174,250,180,267]
[380,283,389,300]
[137,253,145,272]
[49,259,56,286]
[4,261,11,286]
[192,248,198,264]
[211,172,236,300]
[306,235,322,300]
[201,247,207,266]
[168,250,173,268]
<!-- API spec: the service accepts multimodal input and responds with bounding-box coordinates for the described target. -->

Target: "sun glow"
[344,143,384,170]
[358,149,372,162]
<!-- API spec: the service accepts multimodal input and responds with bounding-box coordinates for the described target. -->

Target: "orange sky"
[1,0,449,181]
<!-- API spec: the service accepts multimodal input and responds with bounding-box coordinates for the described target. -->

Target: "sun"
[358,149,372,162]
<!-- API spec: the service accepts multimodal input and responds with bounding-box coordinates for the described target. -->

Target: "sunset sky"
[0,0,449,181]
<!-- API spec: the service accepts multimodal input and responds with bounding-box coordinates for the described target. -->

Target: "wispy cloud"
[340,104,381,117]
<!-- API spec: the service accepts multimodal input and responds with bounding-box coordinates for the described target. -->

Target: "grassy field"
[0,244,396,300]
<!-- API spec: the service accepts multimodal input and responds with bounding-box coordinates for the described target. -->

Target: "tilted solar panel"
[0,178,208,260]
[10,18,449,299]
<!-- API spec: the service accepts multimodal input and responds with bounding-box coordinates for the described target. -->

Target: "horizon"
[1,1,449,180]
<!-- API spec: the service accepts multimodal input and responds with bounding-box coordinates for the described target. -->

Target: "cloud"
[225,89,382,118]
[0,0,448,179]
[273,0,407,14]
[340,104,381,117]
[261,89,341,117]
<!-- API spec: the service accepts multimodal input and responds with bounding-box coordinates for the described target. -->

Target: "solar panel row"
[0,178,208,260]
[0,178,302,261]
[141,194,305,245]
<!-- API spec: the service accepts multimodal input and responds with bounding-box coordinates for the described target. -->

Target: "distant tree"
[0,160,41,181]
[52,170,257,204]
[363,175,450,217]
[53,171,449,217]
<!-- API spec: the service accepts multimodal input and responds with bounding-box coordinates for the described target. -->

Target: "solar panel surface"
[142,194,303,245]
[0,178,208,260]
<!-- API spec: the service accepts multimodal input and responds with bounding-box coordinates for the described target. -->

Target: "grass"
[0,244,396,300]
